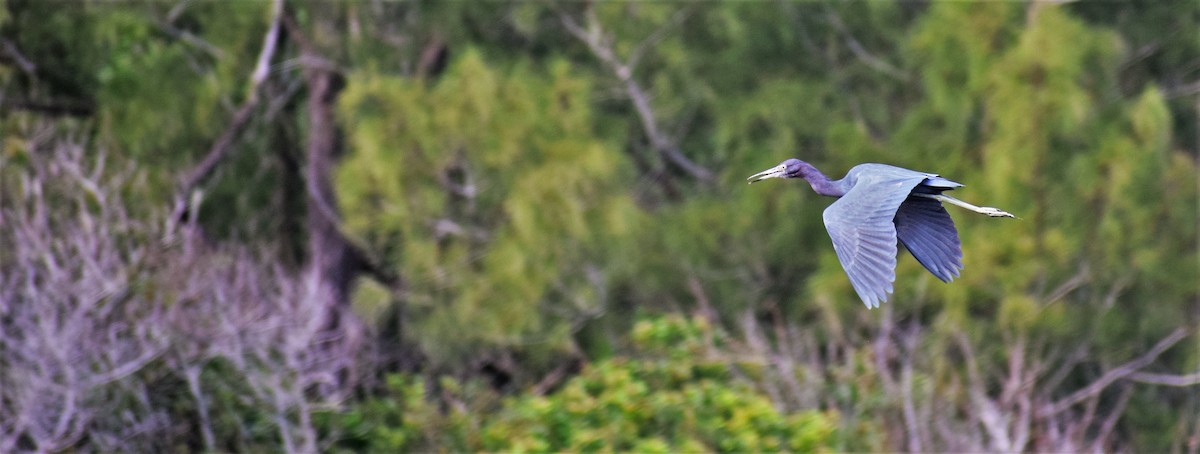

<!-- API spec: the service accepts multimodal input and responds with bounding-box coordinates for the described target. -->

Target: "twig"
[154,22,228,61]
[956,332,1015,452]
[184,365,216,452]
[687,275,718,324]
[900,333,923,452]
[1101,276,1132,309]
[873,303,898,393]
[531,356,583,396]
[415,32,446,79]
[1164,80,1200,99]
[2,98,94,117]
[1043,263,1090,305]
[1127,371,1200,386]
[1090,384,1134,452]
[1041,344,1089,392]
[83,347,165,388]
[1,39,36,75]
[626,8,692,75]
[825,11,909,82]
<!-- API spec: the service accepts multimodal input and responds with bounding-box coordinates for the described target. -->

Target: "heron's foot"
[979,206,1015,218]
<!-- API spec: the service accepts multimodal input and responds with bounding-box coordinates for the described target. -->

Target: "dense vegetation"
[1,1,1197,452]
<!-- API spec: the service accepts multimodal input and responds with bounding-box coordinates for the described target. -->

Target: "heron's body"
[748,159,1013,308]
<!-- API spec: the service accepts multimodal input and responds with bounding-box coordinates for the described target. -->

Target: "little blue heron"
[748,159,1014,308]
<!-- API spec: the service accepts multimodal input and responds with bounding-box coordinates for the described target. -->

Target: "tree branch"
[1090,384,1134,453]
[154,21,228,61]
[561,10,713,183]
[281,7,402,300]
[626,8,691,75]
[0,38,36,75]
[1,98,94,117]
[531,356,583,396]
[1164,80,1200,99]
[169,0,283,229]
[1043,263,1090,305]
[899,324,927,452]
[1127,371,1200,386]
[955,332,1015,452]
[1040,327,1189,417]
[825,11,910,82]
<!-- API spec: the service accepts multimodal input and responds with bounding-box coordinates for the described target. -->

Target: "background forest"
[0,0,1198,452]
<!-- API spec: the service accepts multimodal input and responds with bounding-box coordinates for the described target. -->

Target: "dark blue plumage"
[748,159,1012,308]
[896,193,962,283]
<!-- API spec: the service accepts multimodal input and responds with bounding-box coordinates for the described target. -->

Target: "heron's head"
[747,158,806,183]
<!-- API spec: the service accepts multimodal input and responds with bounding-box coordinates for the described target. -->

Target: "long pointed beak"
[747,164,787,183]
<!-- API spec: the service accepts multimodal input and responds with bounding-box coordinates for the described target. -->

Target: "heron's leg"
[913,193,1015,218]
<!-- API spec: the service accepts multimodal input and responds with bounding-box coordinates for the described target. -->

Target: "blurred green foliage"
[323,315,850,453]
[338,49,639,363]
[1,0,1196,451]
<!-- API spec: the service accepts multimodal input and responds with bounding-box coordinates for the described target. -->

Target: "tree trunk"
[302,62,359,307]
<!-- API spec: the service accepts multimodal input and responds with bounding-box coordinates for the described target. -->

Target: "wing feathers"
[895,196,963,283]
[823,172,926,308]
[906,228,955,280]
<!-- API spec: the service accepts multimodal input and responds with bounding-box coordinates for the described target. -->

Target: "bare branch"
[900,331,924,453]
[251,0,285,87]
[1043,263,1090,305]
[1041,327,1189,417]
[531,356,584,396]
[1,38,36,75]
[82,346,165,388]
[1090,384,1134,453]
[153,21,228,61]
[415,32,447,79]
[1101,276,1132,309]
[3,107,368,454]
[956,332,1015,452]
[1127,371,1200,386]
[184,365,217,452]
[1041,344,1089,392]
[687,275,719,324]
[626,8,692,74]
[825,11,910,82]
[274,9,401,295]
[0,137,170,452]
[873,303,898,394]
[169,0,284,231]
[1,98,95,117]
[561,10,713,182]
[1164,80,1200,99]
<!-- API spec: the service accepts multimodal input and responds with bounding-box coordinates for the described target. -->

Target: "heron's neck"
[800,164,847,197]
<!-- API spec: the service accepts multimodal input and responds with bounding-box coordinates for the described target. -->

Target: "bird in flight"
[748,158,1014,308]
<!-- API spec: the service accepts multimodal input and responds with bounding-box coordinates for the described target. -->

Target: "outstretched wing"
[895,196,963,282]
[822,172,926,308]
